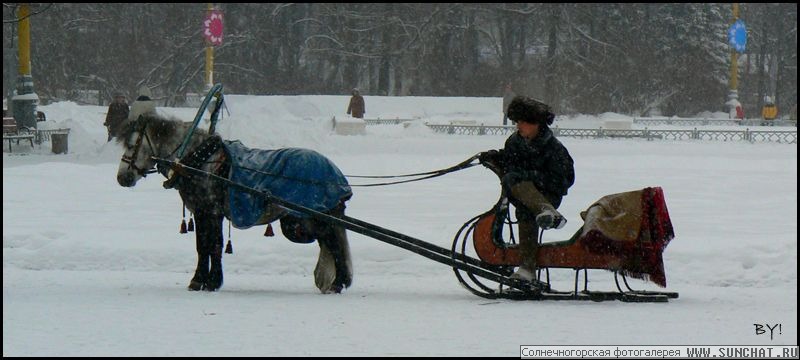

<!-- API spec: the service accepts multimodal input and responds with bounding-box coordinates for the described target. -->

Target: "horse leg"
[188,224,209,291]
[313,206,353,294]
[204,213,224,291]
[314,236,337,293]
[325,225,353,293]
[188,211,224,291]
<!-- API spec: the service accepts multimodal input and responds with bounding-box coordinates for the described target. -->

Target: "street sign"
[203,10,224,46]
[728,19,746,53]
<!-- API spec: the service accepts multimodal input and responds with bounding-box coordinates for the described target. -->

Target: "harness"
[161,135,228,189]
[121,119,159,178]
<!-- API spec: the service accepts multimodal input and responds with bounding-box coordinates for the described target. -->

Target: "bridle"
[120,119,159,178]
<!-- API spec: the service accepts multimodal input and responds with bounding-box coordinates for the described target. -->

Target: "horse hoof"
[188,281,203,291]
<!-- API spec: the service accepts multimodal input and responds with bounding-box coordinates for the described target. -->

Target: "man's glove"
[478,150,500,166]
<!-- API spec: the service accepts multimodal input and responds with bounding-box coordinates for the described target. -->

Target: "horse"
[116,114,354,294]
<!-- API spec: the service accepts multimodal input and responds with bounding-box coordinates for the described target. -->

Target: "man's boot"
[510,219,538,281]
[510,182,566,230]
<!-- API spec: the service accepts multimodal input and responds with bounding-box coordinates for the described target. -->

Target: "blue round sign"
[728,20,747,53]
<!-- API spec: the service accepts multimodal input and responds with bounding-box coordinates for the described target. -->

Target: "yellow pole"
[18,4,31,77]
[13,3,39,130]
[205,3,214,90]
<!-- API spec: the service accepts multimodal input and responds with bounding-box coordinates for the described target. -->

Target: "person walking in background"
[502,83,515,126]
[736,103,745,121]
[478,96,575,285]
[727,98,744,121]
[346,88,365,119]
[104,92,129,141]
[129,86,157,121]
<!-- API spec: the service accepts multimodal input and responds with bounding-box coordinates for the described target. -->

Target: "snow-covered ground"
[4,95,797,356]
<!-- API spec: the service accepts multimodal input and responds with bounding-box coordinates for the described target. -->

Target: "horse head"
[116,114,185,187]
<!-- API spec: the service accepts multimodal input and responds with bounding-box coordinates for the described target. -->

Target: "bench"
[2,116,35,152]
[3,133,35,152]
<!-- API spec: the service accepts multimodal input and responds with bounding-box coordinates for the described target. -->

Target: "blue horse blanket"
[222,140,352,229]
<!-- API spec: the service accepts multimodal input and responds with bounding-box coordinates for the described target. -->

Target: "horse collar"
[160,135,225,186]
[180,135,224,170]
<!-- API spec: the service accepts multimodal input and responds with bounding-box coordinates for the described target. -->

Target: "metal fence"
[362,117,417,125]
[633,117,797,127]
[35,128,71,144]
[423,124,797,144]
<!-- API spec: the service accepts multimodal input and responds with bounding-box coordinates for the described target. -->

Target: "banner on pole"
[203,10,224,46]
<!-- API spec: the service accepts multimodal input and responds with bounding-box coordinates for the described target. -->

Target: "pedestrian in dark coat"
[346,88,365,118]
[104,92,129,141]
[478,96,575,284]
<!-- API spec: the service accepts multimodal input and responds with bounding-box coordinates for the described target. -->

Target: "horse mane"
[116,113,209,148]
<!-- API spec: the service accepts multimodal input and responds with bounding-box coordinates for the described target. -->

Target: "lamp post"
[726,3,747,118]
[12,3,39,131]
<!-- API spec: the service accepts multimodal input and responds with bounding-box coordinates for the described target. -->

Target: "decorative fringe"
[187,217,195,232]
[264,223,274,237]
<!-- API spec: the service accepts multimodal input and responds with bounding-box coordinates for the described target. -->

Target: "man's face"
[516,120,540,140]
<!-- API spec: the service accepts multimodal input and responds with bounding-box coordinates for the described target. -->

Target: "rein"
[189,153,481,188]
[345,154,481,187]
[125,117,478,188]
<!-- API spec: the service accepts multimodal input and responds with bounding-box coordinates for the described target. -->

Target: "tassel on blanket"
[225,220,233,254]
[179,204,188,234]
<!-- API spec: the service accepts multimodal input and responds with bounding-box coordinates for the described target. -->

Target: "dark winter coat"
[104,102,130,137]
[347,95,365,118]
[490,126,574,208]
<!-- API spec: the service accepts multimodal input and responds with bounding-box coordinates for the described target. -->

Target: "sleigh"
[454,186,678,302]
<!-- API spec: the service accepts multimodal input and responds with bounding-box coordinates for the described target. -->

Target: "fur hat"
[507,96,555,126]
[137,86,153,101]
